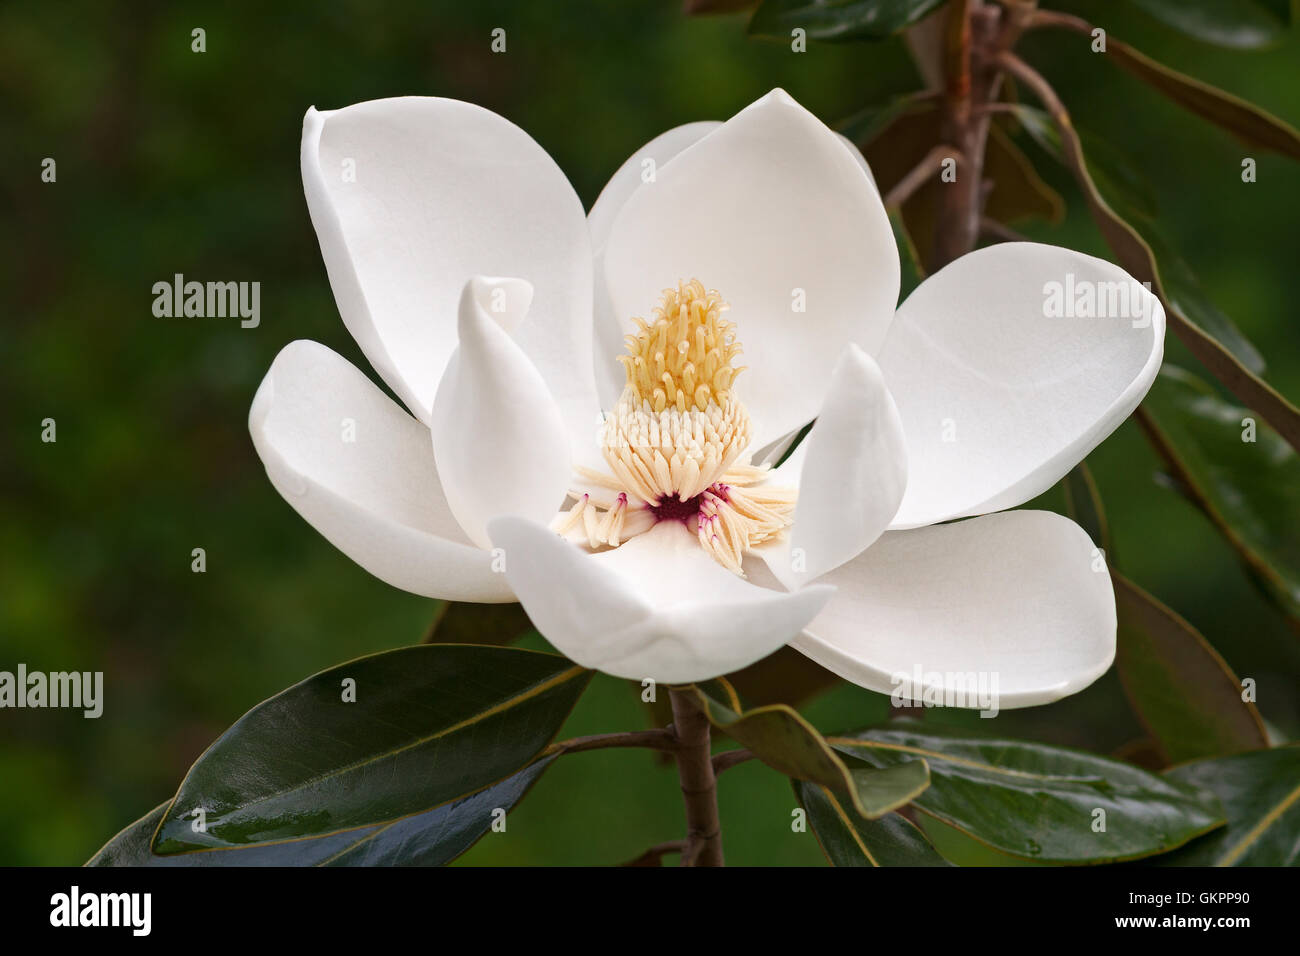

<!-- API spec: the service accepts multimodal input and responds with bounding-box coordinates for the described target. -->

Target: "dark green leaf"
[153,645,589,853]
[1114,573,1269,764]
[748,0,948,42]
[1060,462,1111,555]
[983,123,1066,226]
[836,92,938,147]
[423,601,535,645]
[1129,0,1290,50]
[831,722,1225,863]
[685,681,930,817]
[796,780,952,865]
[89,758,554,866]
[1140,366,1300,621]
[1104,36,1300,159]
[1003,106,1159,220]
[1160,747,1300,865]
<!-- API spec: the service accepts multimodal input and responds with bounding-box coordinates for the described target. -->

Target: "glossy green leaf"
[685,681,930,817]
[1141,365,1300,621]
[89,758,554,866]
[748,0,948,42]
[1060,461,1111,555]
[796,780,952,866]
[831,722,1225,862]
[1129,0,1290,50]
[1160,747,1300,865]
[153,645,589,853]
[1114,573,1268,764]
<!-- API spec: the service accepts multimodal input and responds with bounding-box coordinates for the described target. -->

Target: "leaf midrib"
[168,665,585,834]
[828,736,1110,784]
[1217,779,1300,866]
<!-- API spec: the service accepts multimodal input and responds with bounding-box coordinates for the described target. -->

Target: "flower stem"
[929,0,1034,270]
[668,688,725,866]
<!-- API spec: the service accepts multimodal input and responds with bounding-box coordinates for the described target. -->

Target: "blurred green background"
[2,0,1297,866]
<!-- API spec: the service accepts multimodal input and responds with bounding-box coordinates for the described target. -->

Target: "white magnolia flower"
[250,89,1164,708]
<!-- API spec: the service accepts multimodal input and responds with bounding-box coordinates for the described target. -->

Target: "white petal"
[488,517,833,683]
[794,511,1115,709]
[602,89,899,449]
[836,132,880,193]
[588,120,724,255]
[879,242,1165,528]
[301,97,597,449]
[755,345,907,588]
[430,278,572,550]
[249,340,512,602]
[589,120,722,406]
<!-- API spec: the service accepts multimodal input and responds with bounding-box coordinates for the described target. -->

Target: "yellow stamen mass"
[616,279,746,413]
[553,279,796,575]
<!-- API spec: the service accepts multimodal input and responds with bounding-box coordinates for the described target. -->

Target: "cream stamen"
[556,279,796,574]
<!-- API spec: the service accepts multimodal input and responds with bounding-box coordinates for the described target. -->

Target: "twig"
[933,0,976,267]
[547,728,678,756]
[979,216,1030,243]
[1024,8,1094,37]
[883,145,965,210]
[712,748,755,775]
[621,839,687,867]
[994,52,1082,177]
[668,688,725,866]
[928,0,1038,270]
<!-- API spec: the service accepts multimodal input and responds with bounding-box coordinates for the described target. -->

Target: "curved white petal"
[589,120,723,407]
[755,345,907,589]
[488,517,833,683]
[249,340,513,602]
[835,132,880,194]
[431,278,572,549]
[588,120,725,254]
[879,242,1165,529]
[602,89,900,450]
[301,97,597,449]
[794,511,1116,709]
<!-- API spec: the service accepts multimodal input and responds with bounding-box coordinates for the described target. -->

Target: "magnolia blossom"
[249,89,1164,708]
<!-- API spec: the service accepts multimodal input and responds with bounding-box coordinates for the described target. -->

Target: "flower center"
[557,279,796,575]
[603,279,751,503]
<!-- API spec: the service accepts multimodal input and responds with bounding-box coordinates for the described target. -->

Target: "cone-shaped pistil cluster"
[557,280,795,574]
